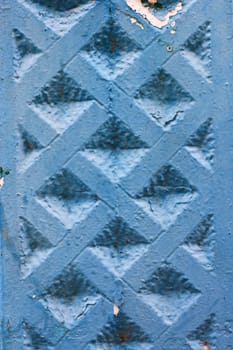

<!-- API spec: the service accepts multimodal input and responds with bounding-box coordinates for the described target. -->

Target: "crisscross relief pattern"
[10,0,217,348]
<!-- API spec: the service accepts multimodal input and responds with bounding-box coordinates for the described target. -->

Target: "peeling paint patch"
[126,0,183,29]
[130,17,144,29]
[113,304,120,316]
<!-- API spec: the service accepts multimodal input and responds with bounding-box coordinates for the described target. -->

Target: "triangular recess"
[183,21,211,80]
[24,0,95,35]
[183,215,215,270]
[81,18,141,80]
[139,264,200,325]
[136,164,196,229]
[19,217,53,278]
[185,118,214,170]
[81,117,148,182]
[187,314,216,350]
[88,311,152,349]
[23,322,51,350]
[134,69,194,128]
[13,29,42,80]
[37,169,98,228]
[41,265,99,328]
[90,217,148,276]
[31,70,93,132]
[19,127,43,172]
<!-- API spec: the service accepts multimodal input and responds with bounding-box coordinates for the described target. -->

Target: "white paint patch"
[0,178,5,187]
[130,17,144,29]
[113,304,120,316]
[126,0,183,29]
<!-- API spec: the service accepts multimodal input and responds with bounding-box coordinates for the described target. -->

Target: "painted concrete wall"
[0,0,233,349]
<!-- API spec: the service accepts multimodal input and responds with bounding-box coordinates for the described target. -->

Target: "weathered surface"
[0,0,233,349]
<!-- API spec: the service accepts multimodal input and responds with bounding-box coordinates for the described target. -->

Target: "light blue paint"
[0,0,233,349]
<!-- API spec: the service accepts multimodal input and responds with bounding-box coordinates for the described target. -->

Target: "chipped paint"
[126,0,183,29]
[130,17,144,29]
[171,20,176,27]
[0,177,5,187]
[113,304,120,316]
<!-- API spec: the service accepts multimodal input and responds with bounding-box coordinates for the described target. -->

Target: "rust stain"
[202,341,211,350]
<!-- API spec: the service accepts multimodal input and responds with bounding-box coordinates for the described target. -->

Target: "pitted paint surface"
[0,0,233,349]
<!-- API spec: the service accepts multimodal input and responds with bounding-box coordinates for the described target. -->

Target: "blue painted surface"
[0,0,233,349]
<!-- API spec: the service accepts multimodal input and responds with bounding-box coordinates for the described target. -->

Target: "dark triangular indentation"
[135,69,193,128]
[94,312,150,346]
[185,118,214,170]
[92,217,147,248]
[187,314,216,350]
[44,265,95,303]
[183,21,211,80]
[20,217,52,254]
[141,264,198,295]
[85,117,147,150]
[26,0,95,36]
[37,169,98,227]
[140,264,200,324]
[33,70,92,107]
[38,169,95,202]
[24,322,51,350]
[21,129,42,155]
[31,70,93,131]
[90,217,148,275]
[82,18,141,79]
[184,215,215,270]
[136,164,196,228]
[81,117,148,182]
[42,265,98,327]
[20,217,52,277]
[13,29,41,79]
[30,0,91,12]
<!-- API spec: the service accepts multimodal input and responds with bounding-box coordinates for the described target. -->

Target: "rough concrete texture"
[0,0,233,349]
